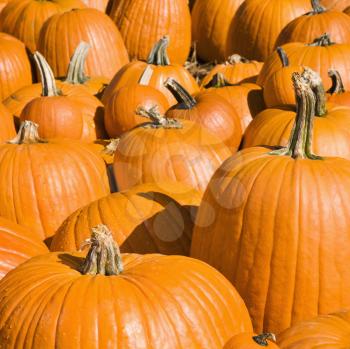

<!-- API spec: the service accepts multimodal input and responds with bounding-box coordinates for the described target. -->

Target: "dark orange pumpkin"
[327,69,350,106]
[224,333,279,349]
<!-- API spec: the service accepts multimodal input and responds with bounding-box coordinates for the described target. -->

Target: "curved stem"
[33,52,61,97]
[147,36,170,66]
[227,54,250,64]
[269,72,321,159]
[276,47,289,67]
[103,139,120,156]
[204,73,234,88]
[252,333,276,346]
[80,225,123,276]
[65,41,90,84]
[136,106,182,129]
[310,0,326,13]
[328,69,345,94]
[308,33,333,46]
[8,121,47,144]
[164,78,196,109]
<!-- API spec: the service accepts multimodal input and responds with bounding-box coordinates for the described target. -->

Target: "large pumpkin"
[224,333,279,349]
[113,109,232,193]
[37,8,129,80]
[0,121,109,242]
[102,36,199,106]
[0,103,15,143]
[0,217,48,279]
[191,73,350,333]
[0,225,253,348]
[226,0,311,61]
[0,0,85,52]
[109,0,191,65]
[51,182,201,255]
[191,0,245,62]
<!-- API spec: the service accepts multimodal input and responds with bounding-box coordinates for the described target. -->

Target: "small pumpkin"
[0,225,253,348]
[327,69,350,106]
[102,36,199,106]
[224,333,279,349]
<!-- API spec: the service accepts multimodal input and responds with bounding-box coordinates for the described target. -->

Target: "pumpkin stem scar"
[8,121,47,144]
[136,105,183,129]
[164,78,197,108]
[204,72,235,89]
[103,138,120,155]
[147,35,171,66]
[65,41,91,84]
[276,47,289,67]
[80,225,124,276]
[227,54,250,65]
[328,69,345,95]
[252,333,277,346]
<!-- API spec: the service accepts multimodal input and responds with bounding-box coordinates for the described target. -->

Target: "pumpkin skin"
[80,0,108,11]
[277,310,350,348]
[0,121,109,241]
[0,217,48,279]
[0,33,32,101]
[0,0,85,52]
[0,103,15,143]
[102,37,199,106]
[224,333,279,349]
[191,0,245,62]
[51,182,201,255]
[327,70,350,107]
[191,74,350,333]
[0,237,253,348]
[226,0,311,61]
[38,8,129,80]
[109,0,191,65]
[321,0,350,10]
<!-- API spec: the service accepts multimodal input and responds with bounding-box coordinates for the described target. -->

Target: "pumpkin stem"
[302,67,327,116]
[276,47,289,67]
[269,71,322,160]
[204,73,234,88]
[80,225,123,276]
[147,36,170,66]
[8,121,47,144]
[227,54,250,65]
[136,105,183,129]
[103,138,120,156]
[327,69,345,95]
[308,33,333,46]
[310,0,326,13]
[164,78,197,109]
[138,65,154,86]
[252,333,277,346]
[33,52,61,97]
[65,41,91,84]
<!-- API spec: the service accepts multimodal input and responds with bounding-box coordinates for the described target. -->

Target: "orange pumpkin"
[201,55,263,86]
[102,36,199,106]
[80,0,108,11]
[224,333,279,349]
[165,78,242,152]
[109,0,191,65]
[0,121,109,242]
[191,72,350,333]
[0,0,85,52]
[226,0,311,61]
[191,0,245,62]
[113,109,232,193]
[277,310,350,348]
[321,0,350,10]
[0,225,253,348]
[0,103,15,143]
[0,217,48,279]
[38,8,129,80]
[51,182,201,255]
[0,33,32,101]
[327,69,350,107]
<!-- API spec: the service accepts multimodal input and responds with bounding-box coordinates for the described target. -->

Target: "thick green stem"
[252,333,276,346]
[65,42,91,84]
[80,225,123,276]
[147,36,170,66]
[310,0,326,13]
[8,121,47,144]
[33,52,61,97]
[328,69,345,95]
[136,106,182,129]
[308,33,333,46]
[276,47,289,67]
[227,54,250,65]
[269,72,321,160]
[164,78,196,109]
[204,73,234,88]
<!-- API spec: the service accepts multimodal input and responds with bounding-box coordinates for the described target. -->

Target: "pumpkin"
[104,67,169,138]
[327,69,350,106]
[244,67,350,159]
[0,103,16,143]
[191,0,245,62]
[257,33,350,91]
[191,72,350,333]
[263,47,303,107]
[102,36,199,106]
[109,0,191,65]
[51,182,201,255]
[0,0,85,52]
[226,0,311,61]
[80,0,108,11]
[0,217,48,279]
[277,310,350,348]
[37,8,129,80]
[203,73,265,131]
[0,1,8,13]
[201,55,263,87]
[0,33,32,101]
[113,108,232,193]
[0,121,109,242]
[320,0,350,10]
[0,225,253,348]
[165,78,242,152]
[224,333,279,349]
[276,0,350,47]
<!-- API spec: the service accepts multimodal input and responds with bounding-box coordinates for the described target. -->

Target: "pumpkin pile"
[0,0,350,348]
